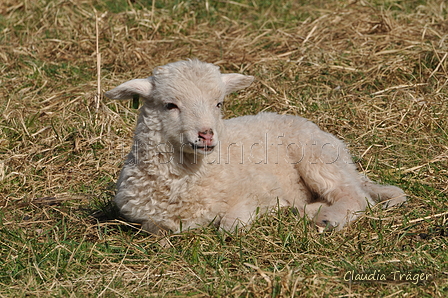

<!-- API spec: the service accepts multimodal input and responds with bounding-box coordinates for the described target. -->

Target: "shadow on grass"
[83,183,145,235]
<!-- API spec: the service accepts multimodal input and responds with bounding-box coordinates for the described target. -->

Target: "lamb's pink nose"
[198,129,214,146]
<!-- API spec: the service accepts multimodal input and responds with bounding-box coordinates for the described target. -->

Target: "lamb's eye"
[216,102,223,108]
[165,103,178,110]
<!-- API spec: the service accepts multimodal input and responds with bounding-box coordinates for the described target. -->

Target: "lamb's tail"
[361,176,407,209]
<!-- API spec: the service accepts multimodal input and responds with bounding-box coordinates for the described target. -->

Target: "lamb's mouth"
[190,143,215,153]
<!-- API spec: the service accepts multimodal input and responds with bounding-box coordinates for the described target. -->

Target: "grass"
[1,0,447,296]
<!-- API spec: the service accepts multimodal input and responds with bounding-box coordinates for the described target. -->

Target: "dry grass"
[0,0,447,297]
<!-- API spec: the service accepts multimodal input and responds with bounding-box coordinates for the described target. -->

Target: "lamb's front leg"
[219,199,259,232]
[219,196,287,231]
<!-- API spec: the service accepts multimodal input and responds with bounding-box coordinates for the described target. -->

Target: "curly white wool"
[105,59,406,234]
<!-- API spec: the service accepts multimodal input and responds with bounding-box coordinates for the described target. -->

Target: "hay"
[0,0,447,296]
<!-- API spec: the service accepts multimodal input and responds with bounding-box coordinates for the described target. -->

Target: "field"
[0,0,447,296]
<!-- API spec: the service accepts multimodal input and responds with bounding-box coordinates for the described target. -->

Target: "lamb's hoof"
[382,195,407,209]
[315,220,339,233]
[375,185,407,209]
[313,205,347,232]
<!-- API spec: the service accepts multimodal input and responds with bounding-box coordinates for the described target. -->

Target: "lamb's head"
[105,59,254,155]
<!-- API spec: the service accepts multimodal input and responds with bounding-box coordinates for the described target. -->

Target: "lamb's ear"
[221,73,254,95]
[105,77,153,100]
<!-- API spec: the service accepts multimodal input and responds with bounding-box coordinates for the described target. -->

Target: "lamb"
[105,59,406,234]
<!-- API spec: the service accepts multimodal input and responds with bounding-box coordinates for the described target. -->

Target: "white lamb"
[105,59,406,234]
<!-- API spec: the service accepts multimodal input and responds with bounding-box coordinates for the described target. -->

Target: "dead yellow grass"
[0,0,447,297]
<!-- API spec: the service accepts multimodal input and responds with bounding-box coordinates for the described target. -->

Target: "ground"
[0,0,447,297]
